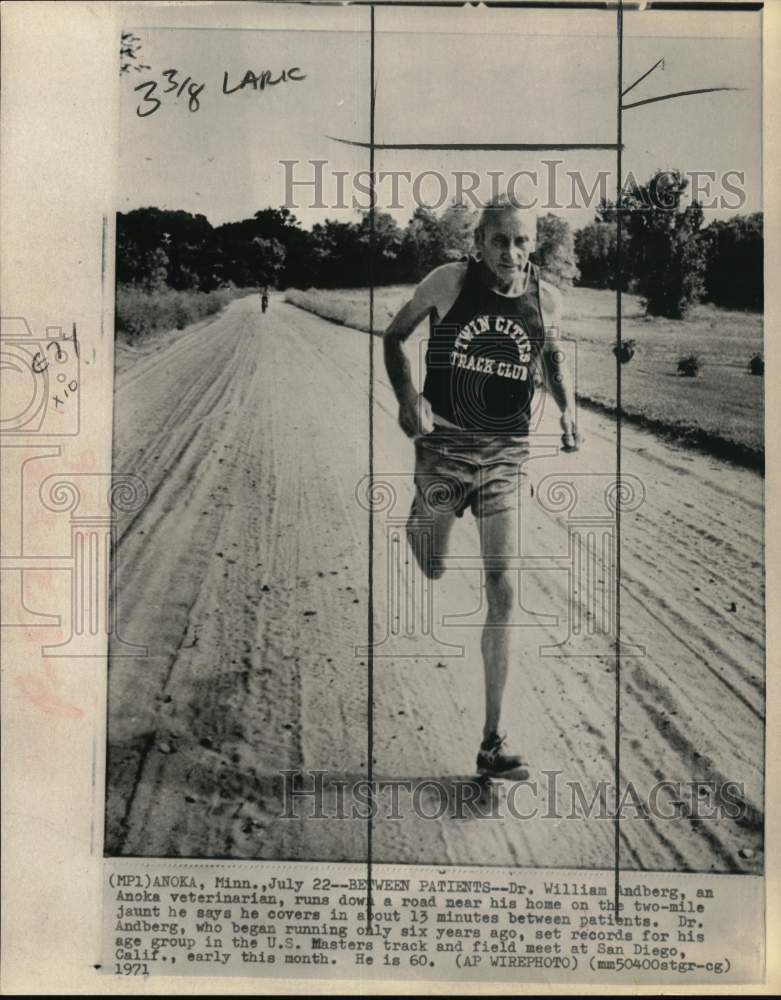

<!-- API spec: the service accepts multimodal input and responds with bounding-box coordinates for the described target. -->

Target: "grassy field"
[285,284,764,467]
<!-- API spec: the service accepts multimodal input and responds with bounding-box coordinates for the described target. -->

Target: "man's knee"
[485,570,514,620]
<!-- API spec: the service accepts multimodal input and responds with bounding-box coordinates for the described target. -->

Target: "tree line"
[574,170,762,315]
[117,169,762,319]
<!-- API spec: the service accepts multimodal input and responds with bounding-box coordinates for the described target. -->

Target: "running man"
[383,197,580,777]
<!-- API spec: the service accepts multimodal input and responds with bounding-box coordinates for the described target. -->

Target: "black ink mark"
[622,57,665,98]
[622,86,742,111]
[30,326,79,374]
[162,68,180,93]
[47,340,65,363]
[135,70,204,116]
[328,137,621,152]
[52,379,78,410]
[188,83,204,113]
[134,80,161,117]
[222,67,307,95]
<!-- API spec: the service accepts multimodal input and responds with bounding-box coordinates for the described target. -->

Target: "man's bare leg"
[479,507,517,742]
[476,505,527,775]
[406,491,457,581]
[481,571,513,740]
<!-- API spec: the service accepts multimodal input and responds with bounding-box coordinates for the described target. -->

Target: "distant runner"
[383,197,580,777]
[261,288,269,313]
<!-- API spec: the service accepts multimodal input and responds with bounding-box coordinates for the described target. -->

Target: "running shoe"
[476,731,528,777]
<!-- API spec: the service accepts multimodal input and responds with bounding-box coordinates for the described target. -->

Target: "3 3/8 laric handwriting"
[134,67,306,117]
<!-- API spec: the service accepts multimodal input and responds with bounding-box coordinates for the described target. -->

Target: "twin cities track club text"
[134,66,306,117]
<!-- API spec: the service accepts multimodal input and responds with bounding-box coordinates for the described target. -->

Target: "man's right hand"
[560,411,581,452]
[398,392,435,438]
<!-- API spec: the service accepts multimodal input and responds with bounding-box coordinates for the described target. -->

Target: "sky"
[118,5,762,234]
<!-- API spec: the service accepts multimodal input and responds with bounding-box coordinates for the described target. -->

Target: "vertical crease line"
[367,3,376,932]
[615,0,624,911]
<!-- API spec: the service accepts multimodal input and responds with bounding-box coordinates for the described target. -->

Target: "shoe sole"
[477,765,530,780]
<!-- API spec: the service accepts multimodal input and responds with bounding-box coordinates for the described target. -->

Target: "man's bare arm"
[384,298,429,404]
[383,264,464,438]
[540,283,580,451]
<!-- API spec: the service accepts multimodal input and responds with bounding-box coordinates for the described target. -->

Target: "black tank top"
[422,257,546,435]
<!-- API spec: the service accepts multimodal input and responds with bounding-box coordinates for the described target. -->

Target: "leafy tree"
[116,243,169,291]
[532,213,578,288]
[595,197,619,224]
[216,207,308,287]
[623,169,707,318]
[574,221,631,290]
[308,220,364,287]
[251,207,303,244]
[254,208,311,288]
[224,237,286,287]
[356,210,406,284]
[397,202,480,282]
[400,205,447,282]
[116,208,220,290]
[438,201,477,262]
[703,213,763,311]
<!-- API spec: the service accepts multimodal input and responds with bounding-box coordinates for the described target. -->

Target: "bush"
[613,338,636,364]
[677,354,701,377]
[115,284,241,340]
[749,352,764,376]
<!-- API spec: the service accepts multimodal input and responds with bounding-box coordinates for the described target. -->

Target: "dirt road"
[106,295,764,873]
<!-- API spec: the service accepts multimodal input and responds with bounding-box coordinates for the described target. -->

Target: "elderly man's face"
[475,209,535,291]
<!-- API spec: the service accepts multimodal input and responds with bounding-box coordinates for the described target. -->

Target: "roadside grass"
[115,284,255,341]
[284,284,764,467]
[284,286,406,332]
